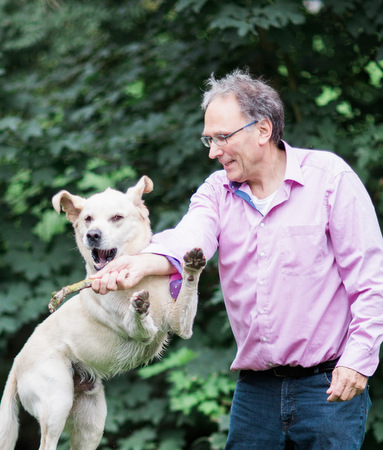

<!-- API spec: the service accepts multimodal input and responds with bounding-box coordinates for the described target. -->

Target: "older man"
[92,70,383,449]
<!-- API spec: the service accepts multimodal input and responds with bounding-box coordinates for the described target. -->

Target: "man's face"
[202,95,261,184]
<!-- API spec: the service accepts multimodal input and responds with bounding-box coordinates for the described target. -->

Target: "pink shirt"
[145,143,383,376]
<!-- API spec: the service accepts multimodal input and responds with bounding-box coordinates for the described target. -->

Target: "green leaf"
[158,430,185,450]
[33,211,68,243]
[118,427,156,450]
[20,120,43,139]
[373,420,383,443]
[0,117,21,131]
[139,347,198,379]
[175,0,208,14]
[210,431,228,450]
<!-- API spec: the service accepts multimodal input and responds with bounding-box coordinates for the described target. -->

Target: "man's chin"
[224,170,241,183]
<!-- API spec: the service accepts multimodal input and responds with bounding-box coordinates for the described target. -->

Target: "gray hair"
[201,69,284,146]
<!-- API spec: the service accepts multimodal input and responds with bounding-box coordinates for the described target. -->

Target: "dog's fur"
[0,176,205,450]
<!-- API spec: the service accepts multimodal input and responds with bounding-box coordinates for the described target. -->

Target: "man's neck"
[248,145,286,199]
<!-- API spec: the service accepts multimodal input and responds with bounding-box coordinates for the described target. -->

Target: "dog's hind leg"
[169,248,206,339]
[17,365,75,450]
[67,381,107,450]
[39,409,72,450]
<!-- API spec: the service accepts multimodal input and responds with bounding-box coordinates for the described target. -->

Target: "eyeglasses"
[200,120,258,148]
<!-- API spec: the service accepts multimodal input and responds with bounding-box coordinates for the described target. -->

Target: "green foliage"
[1,0,383,448]
[139,348,199,378]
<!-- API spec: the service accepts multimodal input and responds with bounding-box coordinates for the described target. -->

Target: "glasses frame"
[201,119,258,148]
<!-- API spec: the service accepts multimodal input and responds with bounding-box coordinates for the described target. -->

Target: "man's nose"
[208,142,224,159]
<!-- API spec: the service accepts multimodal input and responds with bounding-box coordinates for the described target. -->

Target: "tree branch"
[49,279,92,313]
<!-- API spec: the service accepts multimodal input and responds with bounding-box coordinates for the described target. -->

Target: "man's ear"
[52,190,86,223]
[257,118,273,145]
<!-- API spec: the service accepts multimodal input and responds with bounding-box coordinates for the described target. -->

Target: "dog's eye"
[84,216,93,223]
[111,215,124,222]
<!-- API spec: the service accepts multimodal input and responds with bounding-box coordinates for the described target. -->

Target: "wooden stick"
[49,279,92,313]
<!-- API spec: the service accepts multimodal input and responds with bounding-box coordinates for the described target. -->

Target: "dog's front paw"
[183,248,206,272]
[132,290,150,315]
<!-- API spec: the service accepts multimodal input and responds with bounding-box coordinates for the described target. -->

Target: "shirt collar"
[283,141,305,186]
[226,140,305,193]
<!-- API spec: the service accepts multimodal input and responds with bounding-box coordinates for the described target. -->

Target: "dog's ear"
[127,176,153,203]
[52,190,86,223]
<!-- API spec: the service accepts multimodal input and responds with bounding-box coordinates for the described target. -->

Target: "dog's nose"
[86,229,102,246]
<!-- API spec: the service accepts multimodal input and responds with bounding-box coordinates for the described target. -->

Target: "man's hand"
[89,253,176,295]
[326,366,368,402]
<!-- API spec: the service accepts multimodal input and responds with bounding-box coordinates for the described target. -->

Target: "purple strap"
[170,272,183,299]
[166,256,183,300]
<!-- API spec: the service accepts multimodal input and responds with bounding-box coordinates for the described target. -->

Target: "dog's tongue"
[99,249,115,262]
[92,248,117,271]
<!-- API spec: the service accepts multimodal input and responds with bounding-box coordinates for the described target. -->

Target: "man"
[91,70,383,448]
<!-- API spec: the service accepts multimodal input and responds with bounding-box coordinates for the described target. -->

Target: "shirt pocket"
[281,225,325,276]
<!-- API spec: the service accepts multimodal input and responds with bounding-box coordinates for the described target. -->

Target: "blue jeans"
[225,369,371,449]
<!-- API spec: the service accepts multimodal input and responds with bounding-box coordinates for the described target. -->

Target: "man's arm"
[90,176,221,295]
[326,170,383,401]
[90,253,177,295]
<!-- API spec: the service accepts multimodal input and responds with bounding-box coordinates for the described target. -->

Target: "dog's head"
[52,176,153,274]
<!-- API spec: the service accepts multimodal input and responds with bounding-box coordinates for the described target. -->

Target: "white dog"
[0,176,205,450]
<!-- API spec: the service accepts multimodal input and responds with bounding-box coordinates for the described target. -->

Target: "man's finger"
[326,369,341,402]
[91,278,101,293]
[326,367,368,402]
[116,269,129,284]
[106,272,119,291]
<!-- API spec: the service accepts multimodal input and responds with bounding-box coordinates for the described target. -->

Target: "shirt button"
[260,309,265,314]
[259,280,264,285]
[260,223,265,228]
[262,337,268,342]
[260,251,265,257]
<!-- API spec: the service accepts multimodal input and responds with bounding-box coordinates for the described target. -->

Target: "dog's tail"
[0,368,19,450]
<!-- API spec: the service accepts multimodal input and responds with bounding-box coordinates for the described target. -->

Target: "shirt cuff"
[336,344,379,377]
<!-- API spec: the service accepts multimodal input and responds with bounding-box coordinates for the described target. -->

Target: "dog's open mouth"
[91,248,117,271]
